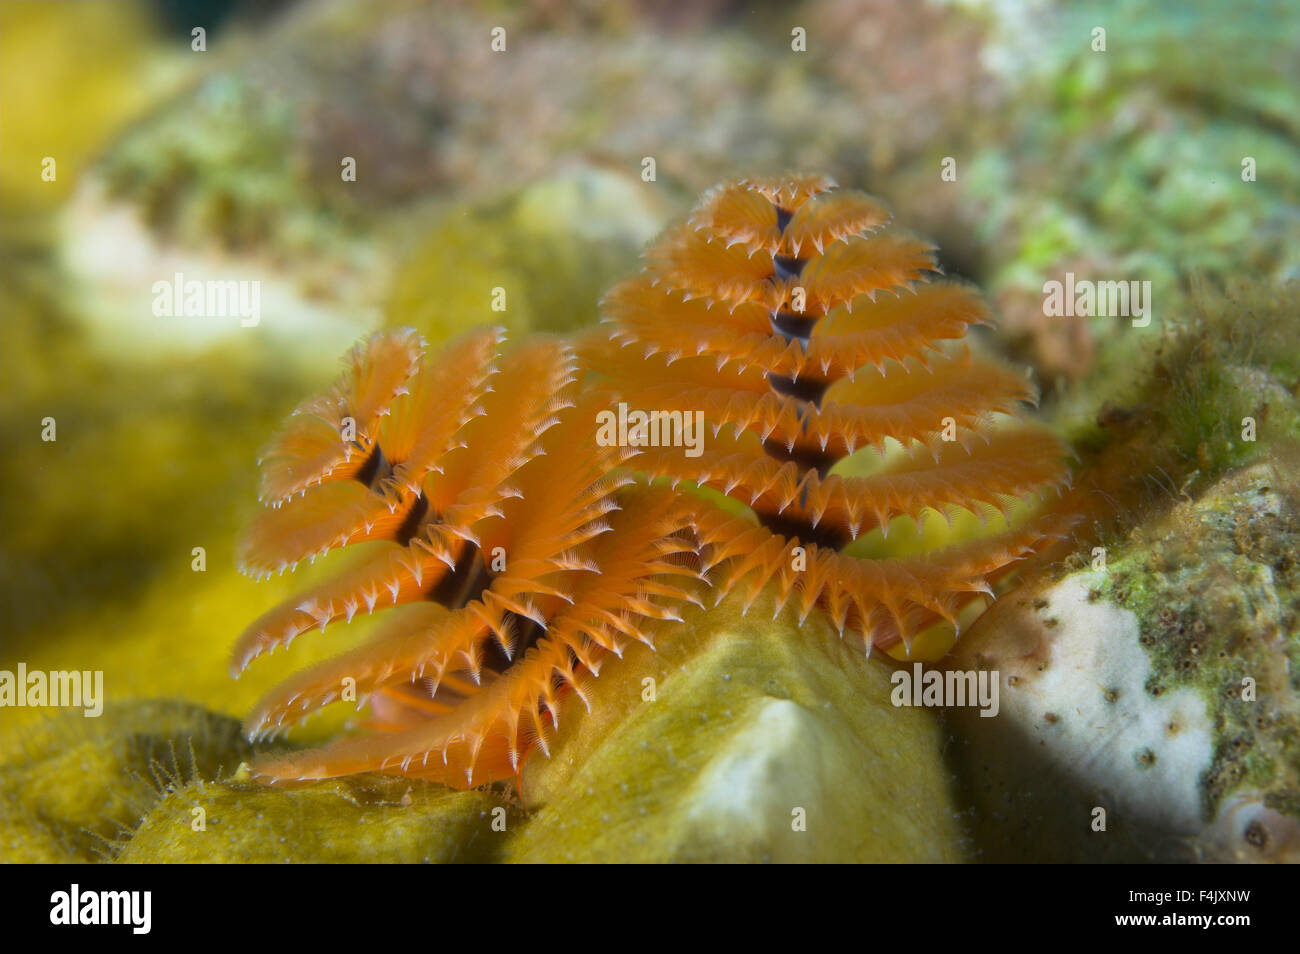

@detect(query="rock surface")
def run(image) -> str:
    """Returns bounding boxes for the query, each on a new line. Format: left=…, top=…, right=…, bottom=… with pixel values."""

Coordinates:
left=7, top=599, right=969, bottom=863
left=1, top=701, right=251, bottom=863
left=511, top=595, right=968, bottom=862
left=946, top=464, right=1300, bottom=862
left=119, top=774, right=513, bottom=864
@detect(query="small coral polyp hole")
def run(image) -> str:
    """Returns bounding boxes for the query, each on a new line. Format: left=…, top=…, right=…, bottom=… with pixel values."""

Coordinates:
left=1244, top=821, right=1268, bottom=849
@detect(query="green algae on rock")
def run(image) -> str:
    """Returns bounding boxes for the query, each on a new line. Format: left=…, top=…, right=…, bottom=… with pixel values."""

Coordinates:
left=0, top=701, right=252, bottom=863
left=1048, top=278, right=1300, bottom=546
left=965, top=0, right=1300, bottom=385
left=2, top=701, right=515, bottom=864
left=510, top=594, right=969, bottom=863
left=119, top=774, right=516, bottom=864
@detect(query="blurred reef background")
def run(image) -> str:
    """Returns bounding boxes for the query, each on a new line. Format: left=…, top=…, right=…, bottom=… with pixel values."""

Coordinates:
left=2, top=0, right=1298, bottom=862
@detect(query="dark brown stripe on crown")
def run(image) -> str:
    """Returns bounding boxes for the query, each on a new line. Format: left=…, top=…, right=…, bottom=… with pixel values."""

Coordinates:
left=773, top=254, right=806, bottom=279
left=479, top=613, right=547, bottom=676
left=755, top=507, right=851, bottom=551
left=354, top=442, right=393, bottom=491
left=394, top=492, right=430, bottom=546
left=767, top=372, right=830, bottom=405
left=770, top=310, right=817, bottom=342
left=427, top=542, right=494, bottom=609
left=760, top=436, right=840, bottom=477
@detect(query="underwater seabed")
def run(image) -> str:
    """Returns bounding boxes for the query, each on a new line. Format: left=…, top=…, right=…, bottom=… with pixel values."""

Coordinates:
left=3, top=0, right=1300, bottom=865
left=6, top=429, right=1299, bottom=862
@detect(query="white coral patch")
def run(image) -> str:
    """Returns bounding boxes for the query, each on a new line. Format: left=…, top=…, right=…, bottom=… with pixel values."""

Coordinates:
left=685, top=699, right=826, bottom=829
left=1011, top=574, right=1214, bottom=832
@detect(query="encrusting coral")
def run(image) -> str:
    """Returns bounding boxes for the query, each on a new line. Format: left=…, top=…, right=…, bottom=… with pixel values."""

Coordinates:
left=233, top=173, right=1072, bottom=789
